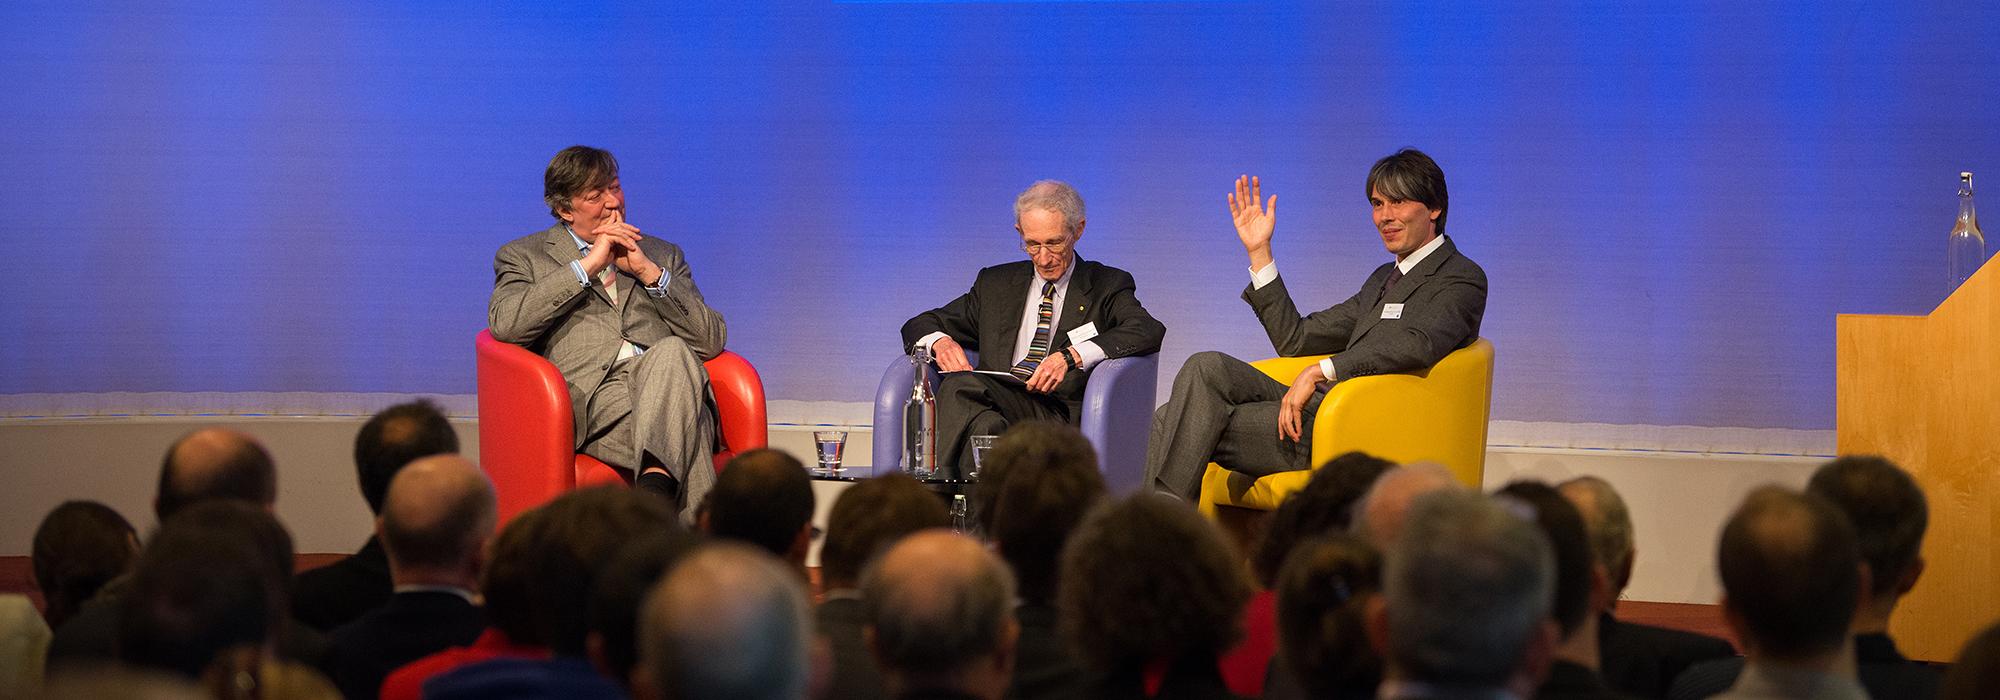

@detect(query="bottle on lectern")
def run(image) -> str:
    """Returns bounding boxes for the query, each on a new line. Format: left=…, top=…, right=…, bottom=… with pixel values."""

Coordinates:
left=903, top=346, right=937, bottom=478
left=1949, top=171, right=1985, bottom=289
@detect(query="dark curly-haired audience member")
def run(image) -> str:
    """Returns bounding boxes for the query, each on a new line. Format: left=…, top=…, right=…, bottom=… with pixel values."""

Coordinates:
left=638, top=543, right=815, bottom=700
left=1059, top=494, right=1251, bottom=699
left=1495, top=481, right=1632, bottom=700
left=1944, top=620, right=2000, bottom=700
left=1670, top=457, right=1939, bottom=700
left=589, top=528, right=699, bottom=692
left=862, top=530, right=1019, bottom=700
left=1373, top=489, right=1556, bottom=699
left=818, top=473, right=951, bottom=700
left=704, top=448, right=816, bottom=569
left=1678, top=487, right=1864, bottom=700
left=32, top=500, right=138, bottom=630
left=1271, top=535, right=1382, bottom=700
left=297, top=399, right=461, bottom=632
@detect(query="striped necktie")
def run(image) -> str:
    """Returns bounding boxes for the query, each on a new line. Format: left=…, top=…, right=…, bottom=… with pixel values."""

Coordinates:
left=1011, top=281, right=1059, bottom=380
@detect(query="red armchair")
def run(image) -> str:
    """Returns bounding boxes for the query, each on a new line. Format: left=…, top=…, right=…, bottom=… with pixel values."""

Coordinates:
left=475, top=330, right=768, bottom=524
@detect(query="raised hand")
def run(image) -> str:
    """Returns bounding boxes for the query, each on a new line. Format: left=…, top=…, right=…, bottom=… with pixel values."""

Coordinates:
left=596, top=210, right=662, bottom=283
left=1228, top=175, right=1277, bottom=270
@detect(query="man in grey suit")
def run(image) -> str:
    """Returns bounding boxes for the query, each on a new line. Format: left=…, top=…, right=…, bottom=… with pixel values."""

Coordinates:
left=1146, top=149, right=1487, bottom=500
left=488, top=146, right=728, bottom=518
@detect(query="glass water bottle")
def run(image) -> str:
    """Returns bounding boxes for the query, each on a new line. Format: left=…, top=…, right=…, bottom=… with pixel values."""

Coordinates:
left=903, top=346, right=937, bottom=478
left=1949, top=171, right=1985, bottom=289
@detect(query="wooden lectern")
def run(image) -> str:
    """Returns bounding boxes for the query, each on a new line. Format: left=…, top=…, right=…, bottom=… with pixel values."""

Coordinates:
left=1837, top=256, right=2000, bottom=662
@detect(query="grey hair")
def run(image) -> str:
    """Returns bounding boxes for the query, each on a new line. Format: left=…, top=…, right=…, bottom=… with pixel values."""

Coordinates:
left=1384, top=490, right=1554, bottom=687
left=1014, top=180, right=1086, bottom=236
left=1557, top=476, right=1635, bottom=595
left=640, top=543, right=812, bottom=700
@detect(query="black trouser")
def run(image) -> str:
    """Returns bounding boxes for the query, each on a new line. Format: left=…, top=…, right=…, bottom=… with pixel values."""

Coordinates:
left=934, top=371, right=1072, bottom=478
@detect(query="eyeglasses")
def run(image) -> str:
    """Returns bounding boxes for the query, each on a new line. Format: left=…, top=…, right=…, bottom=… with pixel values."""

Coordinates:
left=1021, top=239, right=1071, bottom=255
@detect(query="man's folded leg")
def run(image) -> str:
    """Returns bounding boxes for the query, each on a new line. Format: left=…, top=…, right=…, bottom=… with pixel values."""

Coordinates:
left=935, top=372, right=1067, bottom=478
left=1145, top=351, right=1295, bottom=499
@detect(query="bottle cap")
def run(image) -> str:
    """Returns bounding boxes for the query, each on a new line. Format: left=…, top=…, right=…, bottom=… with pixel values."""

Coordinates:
left=1962, top=171, right=1974, bottom=180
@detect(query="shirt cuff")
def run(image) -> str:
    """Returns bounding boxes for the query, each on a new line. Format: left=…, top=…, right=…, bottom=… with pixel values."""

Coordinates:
left=568, top=260, right=591, bottom=288
left=643, top=270, right=671, bottom=298
left=916, top=331, right=949, bottom=353
left=1072, top=341, right=1107, bottom=370
left=1250, top=262, right=1279, bottom=290
left=1318, top=357, right=1337, bottom=383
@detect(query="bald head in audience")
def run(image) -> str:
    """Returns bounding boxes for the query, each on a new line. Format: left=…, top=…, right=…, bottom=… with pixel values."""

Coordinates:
left=1557, top=476, right=1636, bottom=606
left=1718, top=487, right=1862, bottom=667
left=155, top=428, right=276, bottom=521
left=377, top=455, right=495, bottom=589
left=863, top=530, right=1019, bottom=700
left=1353, top=462, right=1461, bottom=549
left=637, top=543, right=815, bottom=700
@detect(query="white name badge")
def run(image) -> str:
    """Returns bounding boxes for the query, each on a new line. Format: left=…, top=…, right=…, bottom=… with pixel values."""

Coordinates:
left=1381, top=303, right=1405, bottom=320
left=1067, top=322, right=1099, bottom=345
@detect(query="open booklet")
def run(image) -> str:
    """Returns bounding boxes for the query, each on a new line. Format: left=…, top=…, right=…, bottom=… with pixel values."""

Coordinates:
left=947, top=369, right=1026, bottom=384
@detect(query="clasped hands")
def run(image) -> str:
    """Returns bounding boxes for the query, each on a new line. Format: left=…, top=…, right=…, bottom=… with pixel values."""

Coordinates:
left=580, top=210, right=664, bottom=286
left=930, top=336, right=1069, bottom=394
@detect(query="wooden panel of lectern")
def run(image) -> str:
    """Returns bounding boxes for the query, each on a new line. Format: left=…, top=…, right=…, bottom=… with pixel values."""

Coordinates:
left=1837, top=254, right=2000, bottom=662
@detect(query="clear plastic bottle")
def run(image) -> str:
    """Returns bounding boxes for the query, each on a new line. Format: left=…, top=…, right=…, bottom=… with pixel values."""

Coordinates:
left=903, top=346, right=937, bottom=478
left=1949, top=171, right=1985, bottom=289
left=950, top=494, right=969, bottom=532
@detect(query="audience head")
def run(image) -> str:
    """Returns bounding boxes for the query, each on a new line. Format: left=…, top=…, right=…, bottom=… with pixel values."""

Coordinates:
left=1944, top=620, right=2000, bottom=700
left=353, top=399, right=459, bottom=514
left=1275, top=535, right=1385, bottom=698
left=589, top=529, right=700, bottom=690
left=707, top=449, right=816, bottom=565
left=1495, top=481, right=1599, bottom=644
left=1353, top=462, right=1461, bottom=550
left=637, top=543, right=813, bottom=700
left=1059, top=494, right=1251, bottom=671
left=119, top=501, right=294, bottom=679
left=971, top=421, right=1106, bottom=605
left=487, top=486, right=678, bottom=656
left=820, top=473, right=949, bottom=592
left=1557, top=476, right=1636, bottom=604
left=1376, top=490, right=1556, bottom=691
left=155, top=427, right=276, bottom=521
left=377, top=455, right=494, bottom=584
left=1255, top=451, right=1396, bottom=587
left=1717, top=486, right=1863, bottom=662
left=32, top=500, right=139, bottom=629
left=1805, top=455, right=1927, bottom=612
left=862, top=530, right=1018, bottom=699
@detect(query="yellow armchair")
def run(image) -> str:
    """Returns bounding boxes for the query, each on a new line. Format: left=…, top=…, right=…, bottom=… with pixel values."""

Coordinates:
left=1197, top=338, right=1494, bottom=518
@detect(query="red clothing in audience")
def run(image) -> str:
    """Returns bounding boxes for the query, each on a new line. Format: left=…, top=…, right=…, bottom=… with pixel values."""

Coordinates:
left=377, top=628, right=547, bottom=700
left=1215, top=589, right=1278, bottom=697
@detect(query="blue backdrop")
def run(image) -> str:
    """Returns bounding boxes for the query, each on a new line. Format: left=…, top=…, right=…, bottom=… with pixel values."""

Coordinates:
left=3, top=1, right=1996, bottom=431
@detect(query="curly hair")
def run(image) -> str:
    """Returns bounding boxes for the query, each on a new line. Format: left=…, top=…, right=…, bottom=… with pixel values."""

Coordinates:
left=1275, top=535, right=1384, bottom=698
left=971, top=421, right=1105, bottom=604
left=1058, top=494, right=1251, bottom=670
left=1252, top=451, right=1394, bottom=587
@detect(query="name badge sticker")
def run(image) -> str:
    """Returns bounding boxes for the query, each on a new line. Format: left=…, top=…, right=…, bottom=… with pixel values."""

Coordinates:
left=1381, top=303, right=1405, bottom=320
left=1067, top=322, right=1099, bottom=345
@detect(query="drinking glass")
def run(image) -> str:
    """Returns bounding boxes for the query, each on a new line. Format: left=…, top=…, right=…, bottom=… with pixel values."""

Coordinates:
left=814, top=430, right=848, bottom=473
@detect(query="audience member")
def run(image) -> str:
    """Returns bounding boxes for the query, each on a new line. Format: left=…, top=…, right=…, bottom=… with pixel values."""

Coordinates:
left=48, top=428, right=289, bottom=666
left=1270, top=535, right=1382, bottom=700
left=1369, top=489, right=1557, bottom=699
left=412, top=486, right=678, bottom=698
left=0, top=595, right=49, bottom=698
left=973, top=422, right=1106, bottom=700
left=1060, top=494, right=1250, bottom=699
left=819, top=473, right=952, bottom=700
left=585, top=529, right=700, bottom=693
left=1352, top=462, right=1460, bottom=550
left=1496, top=481, right=1632, bottom=699
left=1670, top=456, right=1941, bottom=699
left=1677, top=487, right=1865, bottom=700
left=862, top=530, right=1019, bottom=700
left=635, top=543, right=816, bottom=700
left=296, top=399, right=461, bottom=632
left=1558, top=476, right=1736, bottom=699
left=1251, top=451, right=1394, bottom=698
left=41, top=666, right=208, bottom=700
left=1943, top=620, right=2000, bottom=700
left=377, top=506, right=554, bottom=700
left=31, top=500, right=138, bottom=630
left=321, top=455, right=494, bottom=700
left=703, top=448, right=817, bottom=568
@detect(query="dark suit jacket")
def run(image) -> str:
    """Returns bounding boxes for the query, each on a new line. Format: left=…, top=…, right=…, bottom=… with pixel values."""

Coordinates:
left=1540, top=660, right=1639, bottom=700
left=1090, top=654, right=1241, bottom=700
left=323, top=590, right=486, bottom=700
left=1665, top=632, right=1941, bottom=700
left=293, top=537, right=392, bottom=633
left=900, top=258, right=1165, bottom=409
left=819, top=596, right=888, bottom=700
left=1010, top=604, right=1089, bottom=700
left=1598, top=613, right=1736, bottom=699
left=1243, top=235, right=1485, bottom=379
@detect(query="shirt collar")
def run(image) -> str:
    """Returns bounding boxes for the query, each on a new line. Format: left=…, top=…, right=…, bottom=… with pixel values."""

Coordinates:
left=564, top=224, right=589, bottom=253
left=1397, top=234, right=1447, bottom=274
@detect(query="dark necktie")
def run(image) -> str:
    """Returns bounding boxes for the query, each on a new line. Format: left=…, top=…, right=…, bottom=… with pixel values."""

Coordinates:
left=1381, top=266, right=1404, bottom=298
left=1011, top=281, right=1058, bottom=380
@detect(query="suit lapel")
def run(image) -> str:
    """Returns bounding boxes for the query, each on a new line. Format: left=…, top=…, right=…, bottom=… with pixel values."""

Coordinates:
left=988, top=263, right=1033, bottom=365
left=1349, top=237, right=1457, bottom=347
left=1051, top=259, right=1094, bottom=352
